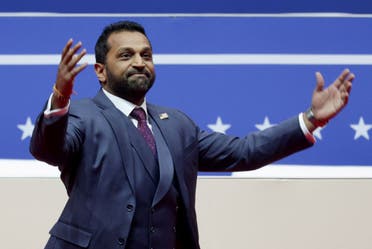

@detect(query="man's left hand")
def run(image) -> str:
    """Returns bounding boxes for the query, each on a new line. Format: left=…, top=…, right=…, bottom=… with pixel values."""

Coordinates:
left=305, top=68, right=355, bottom=131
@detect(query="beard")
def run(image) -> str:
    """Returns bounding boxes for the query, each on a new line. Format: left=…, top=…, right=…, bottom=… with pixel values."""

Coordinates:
left=105, top=67, right=155, bottom=103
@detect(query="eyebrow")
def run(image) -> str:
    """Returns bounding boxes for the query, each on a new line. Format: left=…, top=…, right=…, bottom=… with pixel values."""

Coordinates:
left=116, top=46, right=152, bottom=53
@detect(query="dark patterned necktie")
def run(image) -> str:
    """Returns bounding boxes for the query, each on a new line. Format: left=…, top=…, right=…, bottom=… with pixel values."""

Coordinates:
left=131, top=108, right=157, bottom=155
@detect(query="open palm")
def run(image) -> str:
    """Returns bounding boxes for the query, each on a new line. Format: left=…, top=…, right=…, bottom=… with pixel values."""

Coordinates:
left=311, top=69, right=354, bottom=122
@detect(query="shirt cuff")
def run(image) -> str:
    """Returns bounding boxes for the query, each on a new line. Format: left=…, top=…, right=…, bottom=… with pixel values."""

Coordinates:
left=298, top=112, right=316, bottom=144
left=43, top=93, right=70, bottom=118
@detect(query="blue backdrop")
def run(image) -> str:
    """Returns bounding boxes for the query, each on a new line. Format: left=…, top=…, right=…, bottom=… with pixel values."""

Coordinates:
left=1, top=0, right=372, bottom=13
left=2, top=15, right=371, bottom=171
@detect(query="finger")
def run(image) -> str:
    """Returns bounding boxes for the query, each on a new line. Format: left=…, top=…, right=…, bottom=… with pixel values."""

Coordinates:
left=333, top=68, right=351, bottom=88
left=67, top=49, right=87, bottom=70
left=71, top=62, right=89, bottom=77
left=63, top=42, right=83, bottom=65
left=70, top=41, right=83, bottom=55
left=341, top=91, right=349, bottom=105
left=315, top=72, right=325, bottom=92
left=347, top=73, right=355, bottom=83
left=60, top=39, right=73, bottom=62
left=344, top=81, right=352, bottom=94
left=62, top=41, right=83, bottom=65
left=340, top=73, right=354, bottom=94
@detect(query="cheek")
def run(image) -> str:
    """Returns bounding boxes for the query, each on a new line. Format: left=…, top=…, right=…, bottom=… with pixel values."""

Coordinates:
left=113, top=63, right=131, bottom=76
left=147, top=64, right=155, bottom=75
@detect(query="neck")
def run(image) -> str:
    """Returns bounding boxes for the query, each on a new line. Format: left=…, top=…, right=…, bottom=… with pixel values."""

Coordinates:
left=123, top=95, right=144, bottom=106
left=103, top=86, right=145, bottom=106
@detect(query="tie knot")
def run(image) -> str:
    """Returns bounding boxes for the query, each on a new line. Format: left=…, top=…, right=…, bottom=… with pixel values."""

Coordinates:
left=131, top=108, right=147, bottom=122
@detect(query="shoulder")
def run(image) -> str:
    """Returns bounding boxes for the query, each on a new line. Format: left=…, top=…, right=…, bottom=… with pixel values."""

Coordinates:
left=148, top=103, right=200, bottom=147
left=69, top=98, right=100, bottom=115
left=148, top=103, right=197, bottom=126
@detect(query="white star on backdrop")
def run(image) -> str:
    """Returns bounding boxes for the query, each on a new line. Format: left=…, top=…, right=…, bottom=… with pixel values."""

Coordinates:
left=17, top=117, right=34, bottom=140
left=350, top=117, right=372, bottom=140
left=207, top=116, right=231, bottom=134
left=255, top=116, right=275, bottom=131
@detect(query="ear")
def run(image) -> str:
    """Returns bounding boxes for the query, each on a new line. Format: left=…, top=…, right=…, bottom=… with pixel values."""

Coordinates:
left=94, top=63, right=106, bottom=84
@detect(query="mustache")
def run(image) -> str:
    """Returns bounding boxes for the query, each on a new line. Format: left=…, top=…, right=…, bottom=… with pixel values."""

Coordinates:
left=126, top=68, right=152, bottom=78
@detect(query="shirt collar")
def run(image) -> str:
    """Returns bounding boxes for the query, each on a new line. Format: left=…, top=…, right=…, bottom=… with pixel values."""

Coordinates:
left=102, top=88, right=148, bottom=118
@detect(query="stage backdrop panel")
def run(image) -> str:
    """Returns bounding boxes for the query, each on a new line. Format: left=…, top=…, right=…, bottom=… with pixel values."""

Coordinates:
left=1, top=15, right=371, bottom=177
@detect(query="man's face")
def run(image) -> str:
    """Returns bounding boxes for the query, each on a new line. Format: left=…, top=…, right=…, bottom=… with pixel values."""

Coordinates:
left=98, top=31, right=156, bottom=104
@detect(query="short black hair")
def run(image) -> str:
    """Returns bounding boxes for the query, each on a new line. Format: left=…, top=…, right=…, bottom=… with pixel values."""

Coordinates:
left=95, top=20, right=148, bottom=64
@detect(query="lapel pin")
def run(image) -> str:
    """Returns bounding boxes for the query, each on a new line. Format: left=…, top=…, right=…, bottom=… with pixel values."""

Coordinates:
left=159, top=113, right=169, bottom=120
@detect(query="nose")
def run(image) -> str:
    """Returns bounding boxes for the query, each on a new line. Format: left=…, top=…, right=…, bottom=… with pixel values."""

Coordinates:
left=132, top=54, right=145, bottom=67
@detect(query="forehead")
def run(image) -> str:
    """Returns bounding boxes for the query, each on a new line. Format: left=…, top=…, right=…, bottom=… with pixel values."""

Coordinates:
left=107, top=31, right=151, bottom=51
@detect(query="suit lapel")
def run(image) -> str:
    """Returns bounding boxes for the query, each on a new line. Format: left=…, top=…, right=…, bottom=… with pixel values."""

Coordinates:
left=92, top=90, right=139, bottom=193
left=148, top=106, right=175, bottom=206
left=126, top=123, right=159, bottom=184
left=148, top=104, right=191, bottom=208
left=93, top=90, right=158, bottom=186
left=92, top=91, right=180, bottom=205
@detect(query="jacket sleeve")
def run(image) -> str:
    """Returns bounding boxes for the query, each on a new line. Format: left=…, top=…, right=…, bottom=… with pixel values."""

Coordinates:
left=197, top=116, right=313, bottom=172
left=29, top=107, right=84, bottom=167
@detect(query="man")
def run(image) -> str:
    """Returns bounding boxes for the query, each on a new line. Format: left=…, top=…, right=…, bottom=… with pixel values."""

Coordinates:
left=30, top=21, right=354, bottom=249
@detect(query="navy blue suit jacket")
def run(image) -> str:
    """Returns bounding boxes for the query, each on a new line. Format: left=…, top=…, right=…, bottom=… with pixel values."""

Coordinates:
left=30, top=89, right=312, bottom=249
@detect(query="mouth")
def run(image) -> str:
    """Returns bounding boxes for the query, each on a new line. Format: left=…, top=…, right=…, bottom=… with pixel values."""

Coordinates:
left=130, top=73, right=147, bottom=76
left=128, top=71, right=150, bottom=78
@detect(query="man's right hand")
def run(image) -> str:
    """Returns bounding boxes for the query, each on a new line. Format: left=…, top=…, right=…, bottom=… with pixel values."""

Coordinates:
left=52, top=39, right=88, bottom=109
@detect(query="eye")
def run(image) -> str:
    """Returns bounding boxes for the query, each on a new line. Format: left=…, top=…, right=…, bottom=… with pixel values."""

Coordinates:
left=119, top=52, right=132, bottom=60
left=142, top=52, right=153, bottom=60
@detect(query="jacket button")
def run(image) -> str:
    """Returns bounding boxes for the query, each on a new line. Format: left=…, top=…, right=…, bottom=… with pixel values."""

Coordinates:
left=173, top=226, right=176, bottom=232
left=118, top=237, right=125, bottom=245
left=150, top=226, right=156, bottom=233
left=126, top=204, right=134, bottom=212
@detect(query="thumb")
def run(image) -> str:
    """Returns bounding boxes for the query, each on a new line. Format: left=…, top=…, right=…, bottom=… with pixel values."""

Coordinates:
left=315, top=72, right=325, bottom=92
